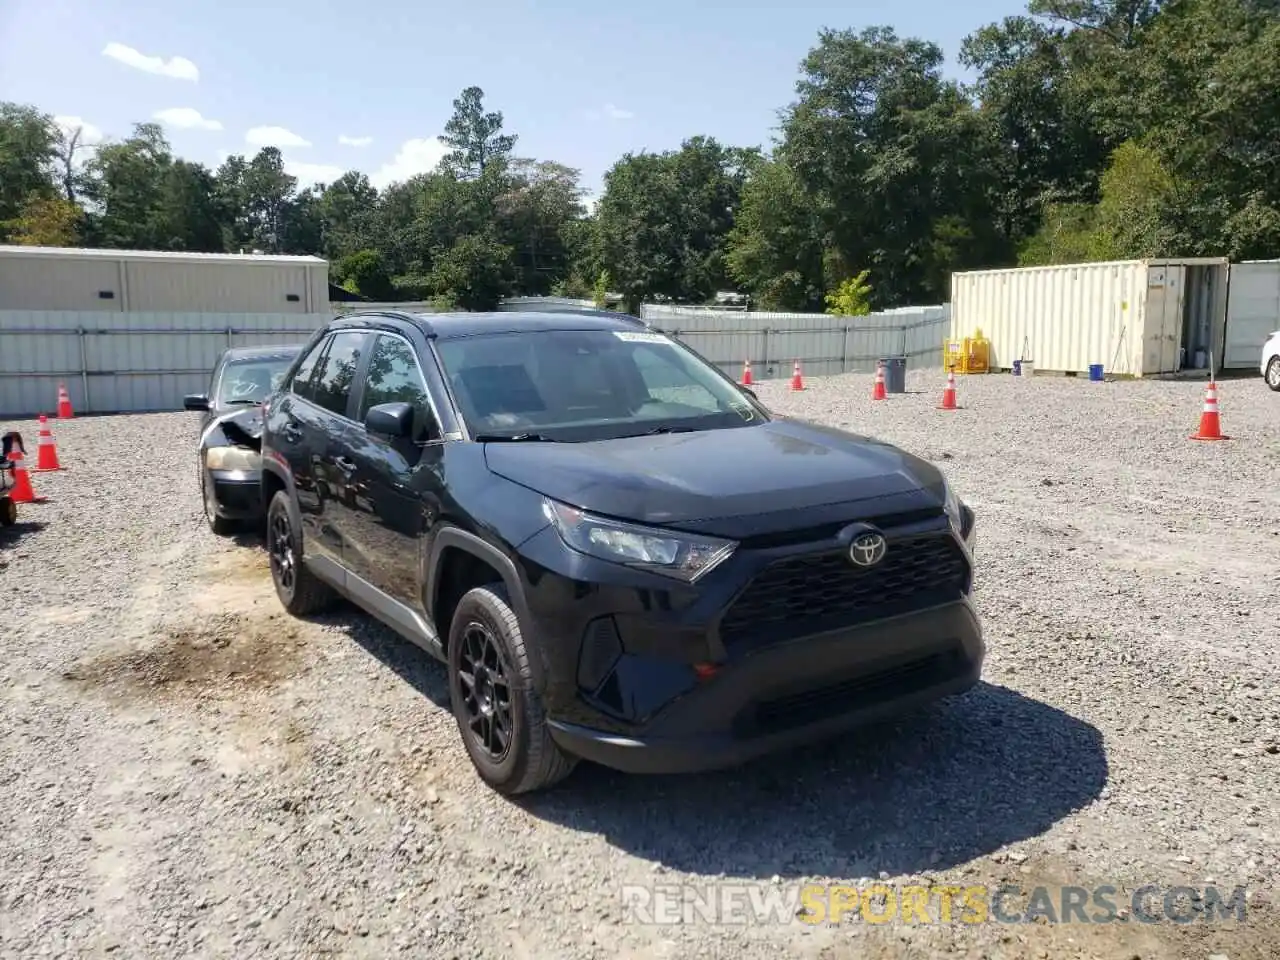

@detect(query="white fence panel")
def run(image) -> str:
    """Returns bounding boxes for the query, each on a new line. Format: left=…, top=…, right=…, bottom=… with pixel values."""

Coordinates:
left=0, top=310, right=328, bottom=417
left=640, top=303, right=951, bottom=380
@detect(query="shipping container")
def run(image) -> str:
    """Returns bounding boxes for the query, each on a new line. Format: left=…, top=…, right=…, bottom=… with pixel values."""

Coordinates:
left=1223, top=260, right=1280, bottom=370
left=949, top=258, right=1230, bottom=377
left=0, top=245, right=329, bottom=314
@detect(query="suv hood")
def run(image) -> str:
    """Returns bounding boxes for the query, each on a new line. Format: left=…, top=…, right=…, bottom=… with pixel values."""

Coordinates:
left=482, top=418, right=944, bottom=528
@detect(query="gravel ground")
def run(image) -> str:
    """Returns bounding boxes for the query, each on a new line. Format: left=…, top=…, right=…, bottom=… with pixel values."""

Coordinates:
left=2, top=369, right=1279, bottom=960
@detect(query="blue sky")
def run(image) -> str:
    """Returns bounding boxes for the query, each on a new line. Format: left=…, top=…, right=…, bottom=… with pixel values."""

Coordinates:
left=0, top=0, right=1024, bottom=203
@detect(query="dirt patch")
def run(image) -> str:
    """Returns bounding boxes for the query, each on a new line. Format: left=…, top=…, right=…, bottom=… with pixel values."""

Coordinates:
left=65, top=610, right=308, bottom=701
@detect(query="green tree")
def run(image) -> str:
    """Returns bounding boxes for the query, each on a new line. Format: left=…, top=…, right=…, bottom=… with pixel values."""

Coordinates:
left=427, top=233, right=515, bottom=310
left=0, top=103, right=60, bottom=238
left=336, top=248, right=395, bottom=300
left=825, top=270, right=873, bottom=316
left=441, top=86, right=517, bottom=180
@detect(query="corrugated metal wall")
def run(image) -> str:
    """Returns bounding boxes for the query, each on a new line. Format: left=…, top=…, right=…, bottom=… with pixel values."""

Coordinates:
left=1224, top=261, right=1280, bottom=368
left=0, top=311, right=328, bottom=417
left=0, top=250, right=328, bottom=314
left=639, top=304, right=951, bottom=379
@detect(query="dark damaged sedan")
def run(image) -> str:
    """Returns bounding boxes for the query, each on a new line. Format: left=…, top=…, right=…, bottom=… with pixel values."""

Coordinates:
left=185, top=344, right=301, bottom=534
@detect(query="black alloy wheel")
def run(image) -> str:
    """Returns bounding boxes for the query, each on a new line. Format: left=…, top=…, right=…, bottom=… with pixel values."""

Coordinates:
left=456, top=620, right=514, bottom=762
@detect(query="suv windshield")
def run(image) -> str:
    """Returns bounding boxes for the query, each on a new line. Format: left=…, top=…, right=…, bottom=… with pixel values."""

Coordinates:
left=434, top=328, right=765, bottom=441
left=218, top=355, right=295, bottom=406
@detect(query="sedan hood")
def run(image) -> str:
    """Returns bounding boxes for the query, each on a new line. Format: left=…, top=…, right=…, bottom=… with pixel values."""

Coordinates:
left=203, top=405, right=265, bottom=449
left=482, top=418, right=944, bottom=528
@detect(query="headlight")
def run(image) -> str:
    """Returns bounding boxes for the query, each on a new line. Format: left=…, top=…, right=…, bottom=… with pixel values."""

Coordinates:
left=942, top=479, right=974, bottom=549
left=542, top=498, right=736, bottom=583
left=205, top=446, right=261, bottom=471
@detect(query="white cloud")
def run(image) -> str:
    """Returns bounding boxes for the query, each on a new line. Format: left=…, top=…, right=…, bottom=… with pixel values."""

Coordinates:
left=245, top=125, right=311, bottom=148
left=53, top=115, right=103, bottom=145
left=338, top=134, right=372, bottom=147
left=586, top=103, right=634, bottom=122
left=368, top=137, right=450, bottom=190
left=285, top=159, right=348, bottom=187
left=153, top=107, right=222, bottom=131
left=102, top=42, right=198, bottom=81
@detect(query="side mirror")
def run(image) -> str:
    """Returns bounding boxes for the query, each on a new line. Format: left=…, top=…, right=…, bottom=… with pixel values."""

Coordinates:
left=365, top=401, right=414, bottom=439
left=184, top=393, right=210, bottom=411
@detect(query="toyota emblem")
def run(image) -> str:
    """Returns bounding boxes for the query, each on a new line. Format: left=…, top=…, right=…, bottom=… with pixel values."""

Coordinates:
left=849, top=532, right=887, bottom=567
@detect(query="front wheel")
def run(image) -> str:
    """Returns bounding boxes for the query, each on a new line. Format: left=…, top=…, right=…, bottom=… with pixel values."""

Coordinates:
left=266, top=489, right=336, bottom=616
left=1266, top=356, right=1280, bottom=392
left=447, top=584, right=577, bottom=795
left=0, top=496, right=16, bottom=527
left=201, top=470, right=238, bottom=536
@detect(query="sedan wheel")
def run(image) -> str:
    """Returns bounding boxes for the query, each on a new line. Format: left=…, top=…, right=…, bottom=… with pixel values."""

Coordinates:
left=201, top=469, right=236, bottom=535
left=1266, top=356, right=1280, bottom=392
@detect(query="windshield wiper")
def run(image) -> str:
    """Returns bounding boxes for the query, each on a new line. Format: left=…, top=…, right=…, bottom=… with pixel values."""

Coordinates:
left=636, top=425, right=699, bottom=435
left=473, top=432, right=559, bottom=442
left=223, top=399, right=263, bottom=406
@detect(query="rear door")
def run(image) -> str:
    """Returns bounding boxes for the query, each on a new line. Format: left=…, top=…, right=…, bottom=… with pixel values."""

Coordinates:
left=300, top=330, right=371, bottom=567
left=269, top=334, right=332, bottom=553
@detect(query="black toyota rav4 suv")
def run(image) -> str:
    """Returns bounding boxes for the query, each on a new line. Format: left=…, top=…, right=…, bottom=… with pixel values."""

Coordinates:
left=260, top=310, right=982, bottom=795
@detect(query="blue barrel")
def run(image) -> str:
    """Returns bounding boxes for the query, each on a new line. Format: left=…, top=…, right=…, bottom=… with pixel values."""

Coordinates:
left=1012, top=360, right=1022, bottom=376
left=1088, top=363, right=1104, bottom=381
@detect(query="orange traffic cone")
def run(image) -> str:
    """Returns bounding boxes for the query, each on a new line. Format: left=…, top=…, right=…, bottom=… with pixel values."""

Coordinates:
left=939, top=369, right=958, bottom=410
left=34, top=415, right=64, bottom=471
left=1189, top=381, right=1229, bottom=441
left=872, top=362, right=887, bottom=401
left=741, top=360, right=753, bottom=386
left=9, top=449, right=44, bottom=503
left=57, top=383, right=74, bottom=419
left=790, top=360, right=805, bottom=391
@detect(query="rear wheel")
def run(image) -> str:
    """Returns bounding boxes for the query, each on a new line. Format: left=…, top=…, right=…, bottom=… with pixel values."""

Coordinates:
left=0, top=496, right=16, bottom=527
left=447, top=583, right=577, bottom=795
left=266, top=489, right=336, bottom=616
left=1266, top=356, right=1280, bottom=392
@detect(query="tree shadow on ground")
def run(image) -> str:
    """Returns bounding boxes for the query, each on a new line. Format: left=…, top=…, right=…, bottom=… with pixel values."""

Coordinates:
left=518, top=683, right=1107, bottom=880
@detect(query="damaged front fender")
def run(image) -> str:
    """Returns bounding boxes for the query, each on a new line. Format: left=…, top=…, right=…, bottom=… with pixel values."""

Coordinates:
left=203, top=407, right=265, bottom=452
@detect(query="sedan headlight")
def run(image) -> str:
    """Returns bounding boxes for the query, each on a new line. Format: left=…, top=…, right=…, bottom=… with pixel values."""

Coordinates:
left=205, top=445, right=262, bottom=472
left=542, top=498, right=736, bottom=583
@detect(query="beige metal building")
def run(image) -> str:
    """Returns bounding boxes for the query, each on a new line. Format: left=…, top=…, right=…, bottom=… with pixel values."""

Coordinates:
left=0, top=245, right=329, bottom=314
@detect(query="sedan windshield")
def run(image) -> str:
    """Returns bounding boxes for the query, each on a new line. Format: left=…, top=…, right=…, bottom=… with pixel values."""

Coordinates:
left=434, top=328, right=766, bottom=441
left=217, top=356, right=295, bottom=405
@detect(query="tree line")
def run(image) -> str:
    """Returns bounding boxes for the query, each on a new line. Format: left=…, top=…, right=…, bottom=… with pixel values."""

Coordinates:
left=2, top=0, right=1276, bottom=313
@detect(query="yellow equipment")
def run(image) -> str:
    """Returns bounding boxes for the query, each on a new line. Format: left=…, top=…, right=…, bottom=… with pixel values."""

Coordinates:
left=943, top=328, right=990, bottom=374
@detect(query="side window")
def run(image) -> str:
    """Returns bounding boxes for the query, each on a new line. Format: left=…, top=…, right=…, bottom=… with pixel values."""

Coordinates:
left=310, top=331, right=368, bottom=417
left=290, top=336, right=329, bottom=401
left=359, top=334, right=438, bottom=441
left=632, top=346, right=721, bottom=412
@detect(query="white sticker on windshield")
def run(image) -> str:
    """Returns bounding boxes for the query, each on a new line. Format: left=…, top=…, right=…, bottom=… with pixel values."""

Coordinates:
left=613, top=330, right=671, bottom=344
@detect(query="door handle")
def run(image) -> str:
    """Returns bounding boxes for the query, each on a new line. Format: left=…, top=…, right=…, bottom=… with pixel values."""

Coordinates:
left=333, top=456, right=357, bottom=474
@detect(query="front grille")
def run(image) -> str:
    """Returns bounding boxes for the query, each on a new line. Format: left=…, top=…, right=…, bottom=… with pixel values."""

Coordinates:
left=734, top=648, right=966, bottom=737
left=718, top=534, right=969, bottom=644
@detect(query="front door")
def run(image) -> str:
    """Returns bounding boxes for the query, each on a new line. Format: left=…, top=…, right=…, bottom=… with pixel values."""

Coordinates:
left=341, top=331, right=446, bottom=612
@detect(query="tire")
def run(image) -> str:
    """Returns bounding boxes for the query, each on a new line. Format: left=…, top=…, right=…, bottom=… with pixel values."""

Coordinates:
left=1266, top=356, right=1280, bottom=392
left=447, top=583, right=577, bottom=795
left=266, top=489, right=336, bottom=616
left=0, top=496, right=16, bottom=527
left=201, top=470, right=238, bottom=536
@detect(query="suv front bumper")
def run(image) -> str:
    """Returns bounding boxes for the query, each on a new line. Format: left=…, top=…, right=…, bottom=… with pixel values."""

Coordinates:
left=545, top=598, right=983, bottom=775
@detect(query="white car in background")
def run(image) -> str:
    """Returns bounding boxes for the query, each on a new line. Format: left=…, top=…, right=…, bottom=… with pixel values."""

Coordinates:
left=1265, top=330, right=1280, bottom=391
